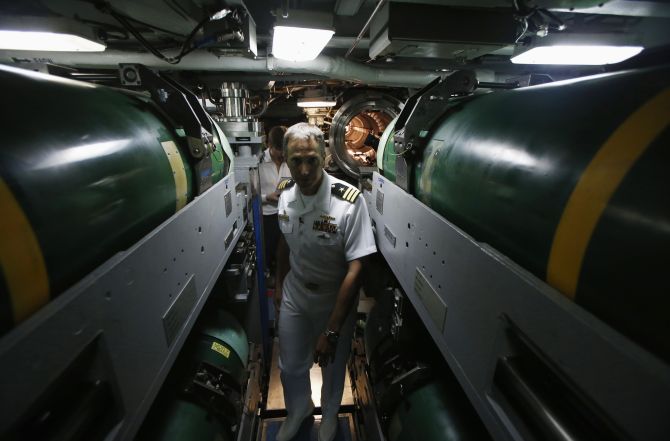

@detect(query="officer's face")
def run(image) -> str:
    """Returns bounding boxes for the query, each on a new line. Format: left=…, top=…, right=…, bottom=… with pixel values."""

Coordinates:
left=269, top=144, right=283, bottom=163
left=286, top=137, right=323, bottom=195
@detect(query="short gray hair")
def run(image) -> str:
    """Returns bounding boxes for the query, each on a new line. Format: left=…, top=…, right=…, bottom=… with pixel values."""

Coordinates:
left=283, top=122, right=326, bottom=159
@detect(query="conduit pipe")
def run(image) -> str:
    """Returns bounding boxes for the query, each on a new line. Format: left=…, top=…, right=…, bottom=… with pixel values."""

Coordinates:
left=267, top=54, right=437, bottom=87
left=0, top=50, right=438, bottom=88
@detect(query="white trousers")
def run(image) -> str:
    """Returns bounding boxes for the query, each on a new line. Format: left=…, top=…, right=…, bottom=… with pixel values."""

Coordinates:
left=278, top=282, right=356, bottom=419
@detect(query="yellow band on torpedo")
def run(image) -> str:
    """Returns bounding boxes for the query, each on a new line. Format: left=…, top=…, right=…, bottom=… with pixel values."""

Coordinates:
left=161, top=141, right=188, bottom=211
left=0, top=178, right=49, bottom=323
left=547, top=88, right=670, bottom=298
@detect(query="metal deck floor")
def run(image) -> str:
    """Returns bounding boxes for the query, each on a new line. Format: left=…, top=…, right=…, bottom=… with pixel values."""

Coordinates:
left=266, top=337, right=354, bottom=411
left=260, top=414, right=356, bottom=441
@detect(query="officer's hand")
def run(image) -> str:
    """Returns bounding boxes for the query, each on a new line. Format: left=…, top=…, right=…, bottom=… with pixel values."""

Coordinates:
left=266, top=191, right=280, bottom=204
left=314, top=335, right=336, bottom=367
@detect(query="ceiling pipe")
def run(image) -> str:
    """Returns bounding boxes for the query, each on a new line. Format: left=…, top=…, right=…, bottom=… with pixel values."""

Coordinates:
left=268, top=55, right=437, bottom=87
left=0, top=50, right=438, bottom=88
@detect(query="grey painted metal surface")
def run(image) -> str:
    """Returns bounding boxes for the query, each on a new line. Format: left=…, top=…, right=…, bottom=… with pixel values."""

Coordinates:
left=364, top=172, right=670, bottom=441
left=234, top=156, right=261, bottom=186
left=0, top=173, right=248, bottom=440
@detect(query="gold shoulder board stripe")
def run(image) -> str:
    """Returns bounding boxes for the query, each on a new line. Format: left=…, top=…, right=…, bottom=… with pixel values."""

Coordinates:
left=277, top=178, right=294, bottom=191
left=331, top=183, right=359, bottom=203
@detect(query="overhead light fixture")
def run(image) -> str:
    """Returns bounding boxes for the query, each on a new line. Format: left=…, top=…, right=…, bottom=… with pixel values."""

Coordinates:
left=297, top=97, right=337, bottom=108
left=0, top=30, right=105, bottom=52
left=297, top=87, right=336, bottom=108
left=272, top=9, right=334, bottom=61
left=511, top=45, right=643, bottom=65
left=0, top=17, right=105, bottom=52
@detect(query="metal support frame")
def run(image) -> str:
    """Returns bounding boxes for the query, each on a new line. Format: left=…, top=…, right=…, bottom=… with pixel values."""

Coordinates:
left=251, top=194, right=271, bottom=362
left=392, top=70, right=476, bottom=191
left=232, top=155, right=271, bottom=362
left=237, top=343, right=263, bottom=441
left=0, top=173, right=248, bottom=440
left=349, top=337, right=385, bottom=441
left=119, top=64, right=218, bottom=194
left=364, top=172, right=670, bottom=441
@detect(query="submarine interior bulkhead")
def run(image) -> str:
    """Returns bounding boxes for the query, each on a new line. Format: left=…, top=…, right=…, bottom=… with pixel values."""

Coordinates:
left=0, top=1, right=669, bottom=441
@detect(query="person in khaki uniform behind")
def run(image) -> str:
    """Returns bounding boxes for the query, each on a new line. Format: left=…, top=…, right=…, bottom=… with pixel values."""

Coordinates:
left=274, top=123, right=376, bottom=441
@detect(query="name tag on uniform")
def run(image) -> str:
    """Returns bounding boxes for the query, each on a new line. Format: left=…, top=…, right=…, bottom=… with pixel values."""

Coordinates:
left=279, top=212, right=293, bottom=233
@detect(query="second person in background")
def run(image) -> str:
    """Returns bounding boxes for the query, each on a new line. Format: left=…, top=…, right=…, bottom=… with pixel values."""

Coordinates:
left=260, top=126, right=291, bottom=277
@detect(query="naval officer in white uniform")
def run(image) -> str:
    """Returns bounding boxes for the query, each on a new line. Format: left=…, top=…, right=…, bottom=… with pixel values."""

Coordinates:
left=274, top=123, right=376, bottom=441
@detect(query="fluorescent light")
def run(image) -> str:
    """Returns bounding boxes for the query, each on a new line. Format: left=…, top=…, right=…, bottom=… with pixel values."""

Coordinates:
left=511, top=45, right=643, bottom=65
left=0, top=30, right=105, bottom=52
left=297, top=99, right=337, bottom=108
left=272, top=26, right=334, bottom=61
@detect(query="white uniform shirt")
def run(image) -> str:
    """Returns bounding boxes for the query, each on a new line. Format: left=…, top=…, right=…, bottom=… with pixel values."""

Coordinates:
left=259, top=161, right=291, bottom=215
left=278, top=172, right=377, bottom=295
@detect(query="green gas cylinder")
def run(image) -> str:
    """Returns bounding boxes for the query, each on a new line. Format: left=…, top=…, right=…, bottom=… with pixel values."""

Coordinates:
left=138, top=310, right=247, bottom=441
